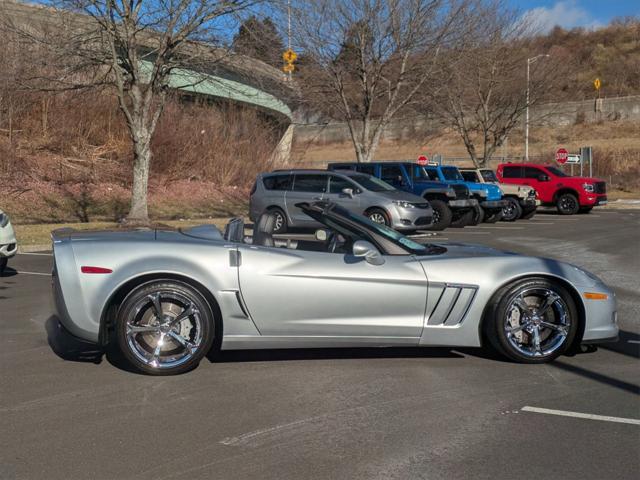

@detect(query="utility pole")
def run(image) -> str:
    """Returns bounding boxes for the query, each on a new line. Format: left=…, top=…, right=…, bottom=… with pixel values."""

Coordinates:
left=525, top=54, right=550, bottom=162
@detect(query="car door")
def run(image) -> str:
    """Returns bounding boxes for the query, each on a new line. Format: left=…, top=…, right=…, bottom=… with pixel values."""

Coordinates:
left=285, top=173, right=328, bottom=226
left=324, top=174, right=361, bottom=214
left=523, top=166, right=553, bottom=202
left=237, top=245, right=428, bottom=339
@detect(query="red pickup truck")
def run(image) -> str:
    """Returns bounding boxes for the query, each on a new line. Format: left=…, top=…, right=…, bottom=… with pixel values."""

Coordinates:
left=496, top=163, right=607, bottom=215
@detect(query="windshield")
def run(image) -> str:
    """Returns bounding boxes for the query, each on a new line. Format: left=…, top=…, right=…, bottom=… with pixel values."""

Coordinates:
left=415, top=167, right=439, bottom=181
left=330, top=204, right=429, bottom=254
left=349, top=174, right=396, bottom=192
left=441, top=166, right=464, bottom=181
left=480, top=169, right=499, bottom=182
left=546, top=166, right=569, bottom=177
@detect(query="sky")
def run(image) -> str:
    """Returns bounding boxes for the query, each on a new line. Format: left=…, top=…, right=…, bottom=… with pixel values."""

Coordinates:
left=511, top=0, right=639, bottom=32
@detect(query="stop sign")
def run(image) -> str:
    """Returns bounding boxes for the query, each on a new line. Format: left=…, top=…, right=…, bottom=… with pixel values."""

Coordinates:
left=556, top=148, right=569, bottom=164
left=417, top=155, right=429, bottom=166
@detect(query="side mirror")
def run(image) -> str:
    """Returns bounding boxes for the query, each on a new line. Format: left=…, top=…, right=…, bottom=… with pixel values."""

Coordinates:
left=352, top=240, right=385, bottom=266
left=341, top=187, right=354, bottom=198
left=538, top=174, right=550, bottom=182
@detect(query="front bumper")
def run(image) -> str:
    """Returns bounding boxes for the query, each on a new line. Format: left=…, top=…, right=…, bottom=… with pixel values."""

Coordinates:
left=479, top=199, right=508, bottom=211
left=0, top=242, right=17, bottom=258
left=584, top=195, right=608, bottom=206
left=0, top=221, right=18, bottom=258
left=578, top=284, right=619, bottom=343
left=518, top=197, right=538, bottom=208
left=448, top=199, right=478, bottom=210
left=391, top=205, right=433, bottom=230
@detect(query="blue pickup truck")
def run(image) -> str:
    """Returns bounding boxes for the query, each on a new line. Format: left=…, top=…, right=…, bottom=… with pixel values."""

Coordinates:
left=328, top=162, right=478, bottom=230
left=422, top=164, right=507, bottom=223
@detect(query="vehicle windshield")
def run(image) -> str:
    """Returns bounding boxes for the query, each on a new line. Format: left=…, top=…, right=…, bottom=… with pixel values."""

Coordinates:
left=546, top=166, right=570, bottom=177
left=415, top=167, right=439, bottom=181
left=441, top=166, right=464, bottom=181
left=480, top=169, right=499, bottom=182
left=349, top=174, right=396, bottom=192
left=328, top=204, right=429, bottom=254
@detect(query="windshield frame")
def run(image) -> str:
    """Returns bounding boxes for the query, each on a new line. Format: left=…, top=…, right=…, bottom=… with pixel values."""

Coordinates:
left=545, top=166, right=570, bottom=177
left=441, top=166, right=464, bottom=181
left=479, top=169, right=499, bottom=182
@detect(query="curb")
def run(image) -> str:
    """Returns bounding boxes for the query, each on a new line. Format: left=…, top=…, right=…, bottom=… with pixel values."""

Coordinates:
left=18, top=244, right=52, bottom=253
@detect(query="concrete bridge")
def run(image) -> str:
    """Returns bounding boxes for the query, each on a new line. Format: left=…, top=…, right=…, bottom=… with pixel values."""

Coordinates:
left=1, top=0, right=298, bottom=162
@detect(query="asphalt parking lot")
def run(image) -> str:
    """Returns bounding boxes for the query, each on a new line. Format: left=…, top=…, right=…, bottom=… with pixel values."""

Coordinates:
left=1, top=209, right=639, bottom=480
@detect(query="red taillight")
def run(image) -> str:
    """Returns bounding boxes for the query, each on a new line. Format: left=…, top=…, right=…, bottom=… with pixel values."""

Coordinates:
left=81, top=266, right=112, bottom=274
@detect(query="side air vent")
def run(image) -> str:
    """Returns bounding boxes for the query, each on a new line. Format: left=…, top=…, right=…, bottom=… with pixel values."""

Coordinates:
left=427, top=284, right=477, bottom=326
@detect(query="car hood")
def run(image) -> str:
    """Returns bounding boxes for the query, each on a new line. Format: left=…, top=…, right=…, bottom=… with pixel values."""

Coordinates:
left=375, top=190, right=428, bottom=203
left=417, top=242, right=516, bottom=259
left=564, top=176, right=605, bottom=184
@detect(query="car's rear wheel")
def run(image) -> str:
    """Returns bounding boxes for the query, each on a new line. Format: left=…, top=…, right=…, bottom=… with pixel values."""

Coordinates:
left=484, top=278, right=578, bottom=363
left=424, top=200, right=452, bottom=231
left=267, top=207, right=288, bottom=234
left=501, top=197, right=522, bottom=222
left=557, top=193, right=579, bottom=215
left=116, top=280, right=216, bottom=375
left=366, top=208, right=391, bottom=227
left=0, top=257, right=7, bottom=274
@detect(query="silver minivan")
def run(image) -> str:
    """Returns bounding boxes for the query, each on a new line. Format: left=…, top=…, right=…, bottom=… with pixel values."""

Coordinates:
left=249, top=169, right=433, bottom=233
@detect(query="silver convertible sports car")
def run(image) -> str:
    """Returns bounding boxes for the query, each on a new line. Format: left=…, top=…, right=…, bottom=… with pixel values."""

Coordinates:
left=52, top=201, right=618, bottom=375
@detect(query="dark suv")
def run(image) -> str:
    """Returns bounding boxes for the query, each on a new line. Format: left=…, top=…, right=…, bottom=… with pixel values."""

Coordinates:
left=328, top=162, right=478, bottom=230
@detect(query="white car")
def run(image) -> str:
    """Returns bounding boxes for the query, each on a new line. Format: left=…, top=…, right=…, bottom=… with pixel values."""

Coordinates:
left=0, top=209, right=17, bottom=273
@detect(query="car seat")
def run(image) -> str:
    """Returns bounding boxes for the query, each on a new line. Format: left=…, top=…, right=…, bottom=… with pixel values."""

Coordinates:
left=252, top=212, right=276, bottom=247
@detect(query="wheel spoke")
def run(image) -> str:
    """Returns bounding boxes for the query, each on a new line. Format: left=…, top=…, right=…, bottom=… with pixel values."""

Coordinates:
left=537, top=293, right=560, bottom=316
left=149, top=332, right=165, bottom=367
left=513, top=295, right=530, bottom=313
left=167, top=303, right=196, bottom=327
left=531, top=326, right=542, bottom=354
left=506, top=321, right=529, bottom=335
left=540, top=321, right=568, bottom=335
left=167, top=331, right=197, bottom=354
left=127, top=324, right=159, bottom=335
left=149, top=293, right=164, bottom=319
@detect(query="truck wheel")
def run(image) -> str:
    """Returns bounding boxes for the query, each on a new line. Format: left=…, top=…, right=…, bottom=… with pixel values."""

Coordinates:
left=484, top=210, right=503, bottom=223
left=501, top=198, right=522, bottom=222
left=467, top=206, right=484, bottom=226
left=520, top=208, right=536, bottom=220
left=450, top=209, right=474, bottom=228
left=425, top=200, right=452, bottom=231
left=557, top=193, right=579, bottom=215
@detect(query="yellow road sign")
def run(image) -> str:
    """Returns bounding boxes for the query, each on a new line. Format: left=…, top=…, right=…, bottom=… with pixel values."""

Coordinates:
left=594, top=78, right=601, bottom=90
left=283, top=49, right=297, bottom=63
left=283, top=63, right=295, bottom=73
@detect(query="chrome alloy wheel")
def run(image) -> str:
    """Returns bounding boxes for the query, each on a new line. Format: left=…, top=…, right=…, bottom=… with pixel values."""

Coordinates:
left=125, top=291, right=203, bottom=369
left=503, top=287, right=571, bottom=358
left=368, top=212, right=387, bottom=225
left=272, top=211, right=284, bottom=232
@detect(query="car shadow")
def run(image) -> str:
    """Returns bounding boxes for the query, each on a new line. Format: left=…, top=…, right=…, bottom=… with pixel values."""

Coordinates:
left=600, top=330, right=640, bottom=359
left=211, top=346, right=464, bottom=363
left=0, top=266, right=18, bottom=277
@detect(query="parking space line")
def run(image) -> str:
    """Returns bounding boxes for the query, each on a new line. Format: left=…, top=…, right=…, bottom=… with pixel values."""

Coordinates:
left=15, top=271, right=51, bottom=277
left=521, top=406, right=640, bottom=426
left=526, top=222, right=554, bottom=225
left=443, top=231, right=490, bottom=235
left=471, top=226, right=525, bottom=230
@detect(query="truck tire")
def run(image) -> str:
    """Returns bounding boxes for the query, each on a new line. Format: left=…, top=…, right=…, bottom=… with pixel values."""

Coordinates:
left=520, top=208, right=536, bottom=220
left=484, top=210, right=503, bottom=223
left=557, top=193, right=579, bottom=215
left=501, top=197, right=522, bottom=222
left=450, top=209, right=474, bottom=228
left=467, top=206, right=484, bottom=226
left=425, top=200, right=452, bottom=231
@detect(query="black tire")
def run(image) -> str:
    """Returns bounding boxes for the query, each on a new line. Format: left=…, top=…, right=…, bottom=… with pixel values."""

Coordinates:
left=267, top=207, right=288, bottom=234
left=483, top=277, right=578, bottom=364
left=116, top=280, right=216, bottom=375
left=450, top=208, right=474, bottom=228
left=365, top=207, right=391, bottom=227
left=579, top=207, right=593, bottom=214
left=425, top=200, right=452, bottom=231
left=0, top=257, right=7, bottom=275
left=520, top=208, right=537, bottom=220
left=501, top=197, right=523, bottom=222
left=556, top=193, right=580, bottom=215
left=484, top=210, right=503, bottom=223
left=467, top=206, right=484, bottom=226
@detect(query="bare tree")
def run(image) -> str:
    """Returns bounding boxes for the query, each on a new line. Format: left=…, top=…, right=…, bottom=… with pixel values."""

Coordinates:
left=1, top=0, right=259, bottom=221
left=290, top=0, right=475, bottom=163
left=429, top=2, right=570, bottom=167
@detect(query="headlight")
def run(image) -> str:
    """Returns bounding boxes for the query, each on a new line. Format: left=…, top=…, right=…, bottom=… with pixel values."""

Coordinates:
left=583, top=183, right=594, bottom=192
left=0, top=213, right=8, bottom=228
left=393, top=201, right=416, bottom=209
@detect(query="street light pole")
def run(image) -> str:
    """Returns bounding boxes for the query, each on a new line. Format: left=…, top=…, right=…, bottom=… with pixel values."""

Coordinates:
left=525, top=54, right=550, bottom=162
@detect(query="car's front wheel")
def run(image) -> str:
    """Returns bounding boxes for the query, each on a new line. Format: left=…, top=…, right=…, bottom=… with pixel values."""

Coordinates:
left=484, top=278, right=578, bottom=363
left=366, top=208, right=391, bottom=227
left=501, top=197, right=522, bottom=222
left=116, top=280, right=216, bottom=375
left=557, top=193, right=579, bottom=215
